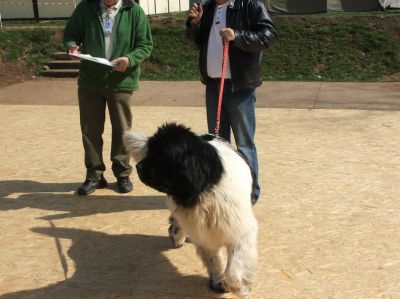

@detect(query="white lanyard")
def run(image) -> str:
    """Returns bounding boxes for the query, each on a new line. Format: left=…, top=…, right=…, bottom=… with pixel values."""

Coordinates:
left=102, top=5, right=117, bottom=34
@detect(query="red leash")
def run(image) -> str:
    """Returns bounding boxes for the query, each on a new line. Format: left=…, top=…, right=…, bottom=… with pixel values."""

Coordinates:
left=214, top=41, right=229, bottom=136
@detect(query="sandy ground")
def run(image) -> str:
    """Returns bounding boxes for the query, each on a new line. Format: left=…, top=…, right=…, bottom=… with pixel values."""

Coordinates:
left=0, top=80, right=400, bottom=298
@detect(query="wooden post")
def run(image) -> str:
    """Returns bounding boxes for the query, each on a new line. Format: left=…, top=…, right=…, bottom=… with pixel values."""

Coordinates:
left=32, top=0, right=39, bottom=22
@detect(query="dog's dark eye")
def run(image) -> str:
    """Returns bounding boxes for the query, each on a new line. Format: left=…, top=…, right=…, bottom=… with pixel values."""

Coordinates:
left=161, top=182, right=172, bottom=192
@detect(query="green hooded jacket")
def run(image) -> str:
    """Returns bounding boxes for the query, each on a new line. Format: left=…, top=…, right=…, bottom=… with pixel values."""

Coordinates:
left=63, top=0, right=153, bottom=92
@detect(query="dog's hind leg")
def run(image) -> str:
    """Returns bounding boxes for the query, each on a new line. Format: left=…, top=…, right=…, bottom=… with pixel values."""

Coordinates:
left=196, top=246, right=228, bottom=293
left=168, top=215, right=187, bottom=248
left=224, top=231, right=258, bottom=297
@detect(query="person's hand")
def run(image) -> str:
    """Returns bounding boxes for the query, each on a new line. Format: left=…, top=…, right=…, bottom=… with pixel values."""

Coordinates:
left=220, top=28, right=235, bottom=42
left=188, top=3, right=203, bottom=26
left=111, top=56, right=129, bottom=72
left=68, top=45, right=80, bottom=60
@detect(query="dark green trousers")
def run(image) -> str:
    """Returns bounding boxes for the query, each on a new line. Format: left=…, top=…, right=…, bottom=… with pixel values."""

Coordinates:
left=78, top=87, right=133, bottom=181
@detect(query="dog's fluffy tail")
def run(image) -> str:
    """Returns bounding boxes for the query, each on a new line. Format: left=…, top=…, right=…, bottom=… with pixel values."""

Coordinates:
left=123, top=131, right=148, bottom=162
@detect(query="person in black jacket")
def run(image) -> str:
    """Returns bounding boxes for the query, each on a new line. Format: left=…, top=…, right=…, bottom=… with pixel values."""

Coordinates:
left=187, top=0, right=277, bottom=205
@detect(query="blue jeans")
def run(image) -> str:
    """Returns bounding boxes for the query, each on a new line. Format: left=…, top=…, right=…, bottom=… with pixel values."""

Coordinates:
left=206, top=79, right=260, bottom=204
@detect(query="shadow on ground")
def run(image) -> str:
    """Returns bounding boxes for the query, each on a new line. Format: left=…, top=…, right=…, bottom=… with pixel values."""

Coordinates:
left=0, top=180, right=167, bottom=220
left=0, top=227, right=218, bottom=299
left=0, top=180, right=222, bottom=298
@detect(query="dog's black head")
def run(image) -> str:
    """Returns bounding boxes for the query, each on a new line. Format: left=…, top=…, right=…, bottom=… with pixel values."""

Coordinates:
left=136, top=123, right=224, bottom=208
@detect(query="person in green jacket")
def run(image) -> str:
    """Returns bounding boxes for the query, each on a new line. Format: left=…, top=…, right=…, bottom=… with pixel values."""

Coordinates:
left=64, top=0, right=153, bottom=196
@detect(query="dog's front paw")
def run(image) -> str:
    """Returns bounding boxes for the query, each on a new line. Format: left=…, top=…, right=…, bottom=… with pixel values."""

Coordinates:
left=225, top=278, right=251, bottom=297
left=168, top=217, right=187, bottom=248
left=208, top=279, right=229, bottom=293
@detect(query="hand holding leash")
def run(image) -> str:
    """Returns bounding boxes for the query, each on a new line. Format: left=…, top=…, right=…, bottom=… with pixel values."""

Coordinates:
left=220, top=28, right=235, bottom=42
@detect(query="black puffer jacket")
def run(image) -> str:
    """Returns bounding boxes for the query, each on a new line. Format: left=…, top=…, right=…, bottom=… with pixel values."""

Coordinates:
left=186, top=0, right=278, bottom=91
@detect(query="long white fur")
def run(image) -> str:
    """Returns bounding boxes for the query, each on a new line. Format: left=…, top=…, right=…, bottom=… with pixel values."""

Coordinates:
left=166, top=138, right=258, bottom=296
left=123, top=131, right=148, bottom=163
left=124, top=132, right=258, bottom=297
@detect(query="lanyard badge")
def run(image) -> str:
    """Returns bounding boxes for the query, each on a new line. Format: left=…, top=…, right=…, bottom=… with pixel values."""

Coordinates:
left=103, top=17, right=113, bottom=34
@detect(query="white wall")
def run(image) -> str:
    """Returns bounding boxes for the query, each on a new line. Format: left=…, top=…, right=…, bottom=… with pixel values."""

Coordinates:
left=0, top=0, right=189, bottom=19
left=140, top=0, right=189, bottom=15
left=39, top=0, right=77, bottom=18
left=0, top=1, right=34, bottom=19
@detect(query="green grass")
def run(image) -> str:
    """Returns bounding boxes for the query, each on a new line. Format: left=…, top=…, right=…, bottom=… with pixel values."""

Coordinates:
left=323, top=10, right=400, bottom=17
left=142, top=27, right=199, bottom=80
left=262, top=21, right=400, bottom=81
left=1, top=14, right=400, bottom=81
left=0, top=28, right=64, bottom=73
left=2, top=20, right=67, bottom=28
left=142, top=20, right=400, bottom=81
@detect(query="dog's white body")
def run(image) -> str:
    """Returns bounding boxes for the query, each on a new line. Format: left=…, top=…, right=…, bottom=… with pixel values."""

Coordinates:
left=167, top=139, right=258, bottom=296
left=167, top=138, right=257, bottom=248
left=124, top=127, right=258, bottom=296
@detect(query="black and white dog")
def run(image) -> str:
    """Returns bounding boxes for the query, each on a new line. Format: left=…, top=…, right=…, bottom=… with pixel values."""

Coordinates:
left=123, top=123, right=258, bottom=296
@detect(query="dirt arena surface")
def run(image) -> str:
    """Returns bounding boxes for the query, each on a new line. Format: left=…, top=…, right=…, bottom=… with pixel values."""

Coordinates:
left=0, top=80, right=400, bottom=298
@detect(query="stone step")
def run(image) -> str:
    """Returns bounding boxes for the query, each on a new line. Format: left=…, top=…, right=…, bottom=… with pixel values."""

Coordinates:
left=46, top=60, right=80, bottom=69
left=53, top=52, right=71, bottom=60
left=40, top=69, right=79, bottom=78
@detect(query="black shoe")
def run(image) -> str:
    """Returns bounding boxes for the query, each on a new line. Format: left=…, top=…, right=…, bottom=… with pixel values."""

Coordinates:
left=77, top=176, right=107, bottom=196
left=117, top=177, right=133, bottom=193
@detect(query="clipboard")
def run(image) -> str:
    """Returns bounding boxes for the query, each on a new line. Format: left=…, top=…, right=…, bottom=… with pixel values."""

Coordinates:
left=69, top=53, right=117, bottom=67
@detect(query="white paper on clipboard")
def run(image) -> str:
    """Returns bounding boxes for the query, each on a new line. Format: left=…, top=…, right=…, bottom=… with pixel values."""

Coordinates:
left=69, top=53, right=117, bottom=67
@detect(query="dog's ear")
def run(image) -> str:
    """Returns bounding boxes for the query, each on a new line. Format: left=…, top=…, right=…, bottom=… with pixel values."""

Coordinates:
left=123, top=131, right=148, bottom=162
left=172, top=137, right=224, bottom=208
